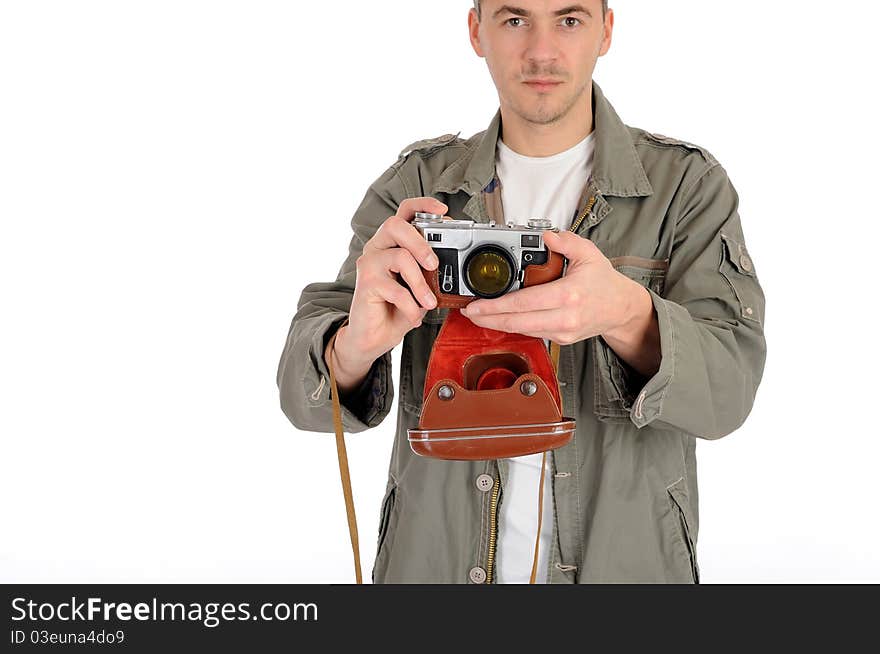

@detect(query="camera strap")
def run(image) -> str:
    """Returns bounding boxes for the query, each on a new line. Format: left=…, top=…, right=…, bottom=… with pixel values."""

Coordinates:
left=327, top=323, right=562, bottom=585
left=326, top=321, right=363, bottom=585
left=528, top=339, right=561, bottom=583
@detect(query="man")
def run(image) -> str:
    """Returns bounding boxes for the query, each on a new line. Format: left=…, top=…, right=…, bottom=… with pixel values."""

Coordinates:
left=277, top=0, right=766, bottom=584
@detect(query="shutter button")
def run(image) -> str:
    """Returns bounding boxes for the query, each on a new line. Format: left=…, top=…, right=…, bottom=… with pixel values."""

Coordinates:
left=469, top=566, right=487, bottom=584
left=475, top=474, right=494, bottom=492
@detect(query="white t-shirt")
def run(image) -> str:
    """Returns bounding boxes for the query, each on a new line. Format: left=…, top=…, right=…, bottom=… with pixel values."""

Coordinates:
left=493, top=131, right=595, bottom=583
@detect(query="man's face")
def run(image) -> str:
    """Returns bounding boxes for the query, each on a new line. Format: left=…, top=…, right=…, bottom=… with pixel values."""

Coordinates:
left=469, top=1, right=613, bottom=126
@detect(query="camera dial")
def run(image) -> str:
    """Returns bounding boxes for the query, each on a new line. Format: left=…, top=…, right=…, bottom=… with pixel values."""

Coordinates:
left=415, top=212, right=444, bottom=223
left=527, top=217, right=553, bottom=230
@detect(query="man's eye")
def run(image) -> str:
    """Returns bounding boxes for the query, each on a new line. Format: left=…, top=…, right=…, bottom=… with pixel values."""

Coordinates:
left=562, top=17, right=581, bottom=28
left=505, top=17, right=524, bottom=27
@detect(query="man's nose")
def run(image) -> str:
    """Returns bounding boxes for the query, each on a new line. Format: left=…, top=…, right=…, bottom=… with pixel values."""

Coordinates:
left=523, top=22, right=560, bottom=65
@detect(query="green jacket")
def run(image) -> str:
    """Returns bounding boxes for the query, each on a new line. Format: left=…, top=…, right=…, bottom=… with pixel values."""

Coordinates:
left=276, top=81, right=766, bottom=584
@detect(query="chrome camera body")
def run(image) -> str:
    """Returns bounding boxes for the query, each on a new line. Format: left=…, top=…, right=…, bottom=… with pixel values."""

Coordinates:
left=413, top=212, right=559, bottom=299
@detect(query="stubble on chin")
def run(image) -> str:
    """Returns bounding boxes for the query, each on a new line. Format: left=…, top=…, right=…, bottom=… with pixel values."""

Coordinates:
left=508, top=80, right=590, bottom=126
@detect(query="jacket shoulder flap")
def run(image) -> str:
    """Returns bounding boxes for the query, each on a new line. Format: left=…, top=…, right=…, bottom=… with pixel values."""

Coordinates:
left=640, top=130, right=717, bottom=165
left=395, top=132, right=463, bottom=164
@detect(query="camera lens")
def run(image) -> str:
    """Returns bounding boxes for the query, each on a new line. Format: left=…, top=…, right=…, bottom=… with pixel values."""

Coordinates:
left=464, top=246, right=515, bottom=298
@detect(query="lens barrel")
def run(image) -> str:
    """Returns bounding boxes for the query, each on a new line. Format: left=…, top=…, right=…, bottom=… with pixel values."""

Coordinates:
left=463, top=245, right=516, bottom=298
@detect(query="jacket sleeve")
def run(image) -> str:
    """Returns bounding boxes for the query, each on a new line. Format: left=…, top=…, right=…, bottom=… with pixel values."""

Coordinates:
left=276, top=164, right=410, bottom=434
left=595, top=162, right=767, bottom=439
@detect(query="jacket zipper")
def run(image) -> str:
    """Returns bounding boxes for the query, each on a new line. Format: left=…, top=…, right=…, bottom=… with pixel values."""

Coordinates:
left=483, top=192, right=595, bottom=584
left=568, top=193, right=597, bottom=234
left=485, top=473, right=501, bottom=584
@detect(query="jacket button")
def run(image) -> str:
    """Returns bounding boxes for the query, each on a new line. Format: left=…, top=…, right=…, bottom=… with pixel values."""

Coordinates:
left=739, top=254, right=753, bottom=272
left=469, top=566, right=487, bottom=584
left=475, top=474, right=494, bottom=492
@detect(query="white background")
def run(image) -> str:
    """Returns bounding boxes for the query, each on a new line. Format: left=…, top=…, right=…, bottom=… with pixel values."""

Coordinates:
left=2, top=1, right=878, bottom=583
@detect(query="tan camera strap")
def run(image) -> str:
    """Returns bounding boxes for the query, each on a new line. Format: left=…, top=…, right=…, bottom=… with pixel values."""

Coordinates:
left=326, top=324, right=363, bottom=584
left=528, top=339, right=561, bottom=583
left=327, top=326, right=562, bottom=586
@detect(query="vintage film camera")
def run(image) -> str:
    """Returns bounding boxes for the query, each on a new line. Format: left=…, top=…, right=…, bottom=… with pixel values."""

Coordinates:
left=412, top=212, right=566, bottom=306
left=406, top=212, right=575, bottom=461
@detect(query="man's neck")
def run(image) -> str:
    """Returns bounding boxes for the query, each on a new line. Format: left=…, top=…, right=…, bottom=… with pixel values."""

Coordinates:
left=498, top=86, right=594, bottom=158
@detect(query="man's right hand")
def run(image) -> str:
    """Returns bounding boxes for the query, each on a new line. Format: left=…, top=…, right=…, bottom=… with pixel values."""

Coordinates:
left=326, top=197, right=446, bottom=394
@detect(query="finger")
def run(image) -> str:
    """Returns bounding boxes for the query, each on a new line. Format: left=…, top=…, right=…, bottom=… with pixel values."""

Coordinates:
left=365, top=196, right=446, bottom=256
left=385, top=248, right=437, bottom=309
left=396, top=197, right=448, bottom=222
left=366, top=218, right=440, bottom=270
left=370, top=278, right=425, bottom=326
left=464, top=280, right=566, bottom=316
left=387, top=219, right=441, bottom=270
left=465, top=307, right=575, bottom=337
left=542, top=230, right=602, bottom=263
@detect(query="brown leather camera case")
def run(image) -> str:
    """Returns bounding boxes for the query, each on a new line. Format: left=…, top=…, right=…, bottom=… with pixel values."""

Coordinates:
left=407, top=308, right=575, bottom=460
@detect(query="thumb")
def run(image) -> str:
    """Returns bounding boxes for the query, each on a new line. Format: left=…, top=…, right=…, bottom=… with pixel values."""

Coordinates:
left=542, top=230, right=600, bottom=264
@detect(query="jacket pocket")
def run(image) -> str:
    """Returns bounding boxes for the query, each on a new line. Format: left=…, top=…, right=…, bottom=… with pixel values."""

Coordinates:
left=592, top=256, right=668, bottom=421
left=719, top=232, right=762, bottom=324
left=376, top=482, right=397, bottom=561
left=371, top=481, right=399, bottom=584
left=665, top=477, right=700, bottom=584
left=609, top=255, right=669, bottom=295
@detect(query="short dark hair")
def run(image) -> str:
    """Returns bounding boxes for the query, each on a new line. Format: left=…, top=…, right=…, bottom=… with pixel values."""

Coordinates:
left=473, top=1, right=608, bottom=20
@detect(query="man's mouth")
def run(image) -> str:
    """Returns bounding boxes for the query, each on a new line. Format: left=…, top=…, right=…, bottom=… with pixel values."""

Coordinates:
left=523, top=79, right=563, bottom=92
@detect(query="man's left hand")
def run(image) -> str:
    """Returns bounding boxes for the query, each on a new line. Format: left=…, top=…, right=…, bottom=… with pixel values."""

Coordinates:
left=460, top=230, right=650, bottom=348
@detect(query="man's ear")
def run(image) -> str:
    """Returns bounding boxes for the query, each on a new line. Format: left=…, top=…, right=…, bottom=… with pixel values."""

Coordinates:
left=468, top=8, right=485, bottom=58
left=598, top=8, right=614, bottom=57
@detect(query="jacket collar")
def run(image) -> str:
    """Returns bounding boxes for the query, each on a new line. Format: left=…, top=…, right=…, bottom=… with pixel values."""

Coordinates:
left=432, top=80, right=653, bottom=199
